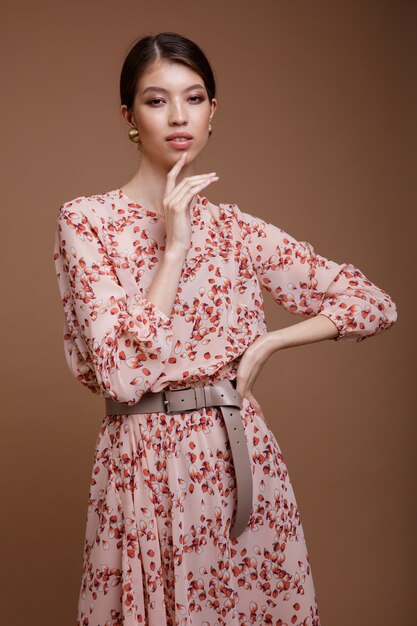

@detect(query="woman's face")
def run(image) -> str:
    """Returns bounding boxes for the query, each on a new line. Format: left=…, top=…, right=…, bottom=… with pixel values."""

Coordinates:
left=122, top=59, right=217, bottom=169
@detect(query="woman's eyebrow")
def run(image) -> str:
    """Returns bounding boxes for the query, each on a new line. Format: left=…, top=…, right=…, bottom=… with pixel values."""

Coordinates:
left=142, top=83, right=204, bottom=95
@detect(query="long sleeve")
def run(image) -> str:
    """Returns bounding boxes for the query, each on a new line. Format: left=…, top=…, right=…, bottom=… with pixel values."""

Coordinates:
left=53, top=201, right=174, bottom=403
left=230, top=203, right=398, bottom=342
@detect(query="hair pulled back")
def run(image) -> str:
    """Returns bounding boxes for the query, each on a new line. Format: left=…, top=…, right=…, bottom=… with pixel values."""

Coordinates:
left=120, top=32, right=216, bottom=112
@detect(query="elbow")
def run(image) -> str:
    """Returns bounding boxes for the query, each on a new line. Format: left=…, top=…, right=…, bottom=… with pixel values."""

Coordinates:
left=374, top=289, right=398, bottom=333
left=318, top=294, right=398, bottom=343
left=93, top=316, right=174, bottom=404
left=342, top=297, right=398, bottom=342
left=93, top=344, right=172, bottom=405
left=387, top=297, right=398, bottom=325
left=67, top=329, right=173, bottom=404
left=381, top=296, right=398, bottom=332
left=98, top=370, right=162, bottom=405
left=62, top=292, right=174, bottom=403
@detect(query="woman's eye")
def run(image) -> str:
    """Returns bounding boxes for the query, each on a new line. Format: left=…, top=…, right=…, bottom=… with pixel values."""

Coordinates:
left=147, top=96, right=204, bottom=106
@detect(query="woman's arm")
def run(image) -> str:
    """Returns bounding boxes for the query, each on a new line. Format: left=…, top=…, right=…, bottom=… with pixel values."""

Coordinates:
left=229, top=202, right=398, bottom=408
left=53, top=198, right=185, bottom=404
left=263, top=312, right=339, bottom=355
left=234, top=316, right=338, bottom=419
left=230, top=202, right=398, bottom=342
left=145, top=247, right=187, bottom=318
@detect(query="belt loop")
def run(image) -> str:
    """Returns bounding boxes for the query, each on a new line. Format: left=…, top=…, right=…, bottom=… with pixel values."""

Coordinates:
left=193, top=386, right=206, bottom=409
left=162, top=389, right=171, bottom=412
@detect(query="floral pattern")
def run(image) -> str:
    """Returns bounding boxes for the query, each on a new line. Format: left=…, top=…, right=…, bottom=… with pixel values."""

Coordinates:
left=53, top=188, right=397, bottom=624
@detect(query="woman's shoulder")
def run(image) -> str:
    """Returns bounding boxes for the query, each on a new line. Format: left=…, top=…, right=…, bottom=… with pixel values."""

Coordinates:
left=202, top=194, right=242, bottom=219
left=60, top=188, right=116, bottom=207
left=209, top=196, right=255, bottom=220
left=57, top=189, right=120, bottom=223
left=210, top=197, right=261, bottom=228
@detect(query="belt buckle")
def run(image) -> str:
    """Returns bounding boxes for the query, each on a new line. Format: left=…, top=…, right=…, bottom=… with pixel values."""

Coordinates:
left=162, top=386, right=199, bottom=414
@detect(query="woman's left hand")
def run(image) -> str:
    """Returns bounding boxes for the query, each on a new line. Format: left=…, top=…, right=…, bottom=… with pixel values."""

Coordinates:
left=235, top=334, right=271, bottom=423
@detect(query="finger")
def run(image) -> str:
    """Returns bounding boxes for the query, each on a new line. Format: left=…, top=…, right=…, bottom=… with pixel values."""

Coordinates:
left=246, top=392, right=265, bottom=420
left=164, top=173, right=218, bottom=206
left=168, top=175, right=219, bottom=207
left=235, top=381, right=246, bottom=403
left=165, top=153, right=188, bottom=196
left=165, top=176, right=219, bottom=210
left=168, top=179, right=218, bottom=216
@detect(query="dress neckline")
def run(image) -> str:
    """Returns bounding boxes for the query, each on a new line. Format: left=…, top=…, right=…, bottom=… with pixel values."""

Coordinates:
left=113, top=187, right=204, bottom=219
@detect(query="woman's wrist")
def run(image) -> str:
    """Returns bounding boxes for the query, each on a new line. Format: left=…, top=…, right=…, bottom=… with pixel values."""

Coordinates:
left=263, top=313, right=340, bottom=355
left=164, top=245, right=188, bottom=262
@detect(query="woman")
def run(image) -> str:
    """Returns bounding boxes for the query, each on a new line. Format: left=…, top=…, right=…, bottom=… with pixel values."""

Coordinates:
left=53, top=32, right=398, bottom=626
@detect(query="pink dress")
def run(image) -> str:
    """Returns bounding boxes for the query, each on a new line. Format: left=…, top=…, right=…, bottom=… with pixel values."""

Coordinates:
left=53, top=188, right=397, bottom=625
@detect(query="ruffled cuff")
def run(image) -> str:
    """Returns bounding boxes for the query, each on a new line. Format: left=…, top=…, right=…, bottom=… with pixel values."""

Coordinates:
left=316, top=311, right=346, bottom=341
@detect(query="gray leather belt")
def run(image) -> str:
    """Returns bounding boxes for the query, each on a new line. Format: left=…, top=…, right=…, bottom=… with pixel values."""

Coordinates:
left=104, top=378, right=252, bottom=539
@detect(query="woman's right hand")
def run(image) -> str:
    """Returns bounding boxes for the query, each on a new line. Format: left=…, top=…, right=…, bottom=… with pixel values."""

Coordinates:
left=162, top=152, right=219, bottom=254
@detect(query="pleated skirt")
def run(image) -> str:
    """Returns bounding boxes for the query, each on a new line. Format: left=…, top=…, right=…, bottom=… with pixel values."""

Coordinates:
left=76, top=394, right=321, bottom=626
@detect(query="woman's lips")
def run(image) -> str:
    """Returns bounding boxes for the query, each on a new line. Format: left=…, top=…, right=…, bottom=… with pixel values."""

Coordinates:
left=166, top=138, right=193, bottom=149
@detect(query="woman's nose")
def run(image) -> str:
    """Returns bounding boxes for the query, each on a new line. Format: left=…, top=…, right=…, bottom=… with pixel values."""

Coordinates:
left=168, top=103, right=188, bottom=125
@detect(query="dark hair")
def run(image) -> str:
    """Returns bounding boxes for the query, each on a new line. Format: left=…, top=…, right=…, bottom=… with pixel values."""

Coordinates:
left=120, top=32, right=216, bottom=112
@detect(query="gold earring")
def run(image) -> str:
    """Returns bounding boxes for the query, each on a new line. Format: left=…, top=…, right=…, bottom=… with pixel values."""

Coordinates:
left=128, top=127, right=141, bottom=143
left=208, top=121, right=213, bottom=136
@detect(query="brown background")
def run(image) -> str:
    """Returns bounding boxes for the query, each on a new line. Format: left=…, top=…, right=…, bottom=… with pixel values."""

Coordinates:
left=1, top=1, right=415, bottom=624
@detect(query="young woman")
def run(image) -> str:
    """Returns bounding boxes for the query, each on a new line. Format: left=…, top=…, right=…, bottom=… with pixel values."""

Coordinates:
left=53, top=32, right=398, bottom=626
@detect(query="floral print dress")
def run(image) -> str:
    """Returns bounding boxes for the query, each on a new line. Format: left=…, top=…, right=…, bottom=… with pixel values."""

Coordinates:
left=53, top=188, right=397, bottom=626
